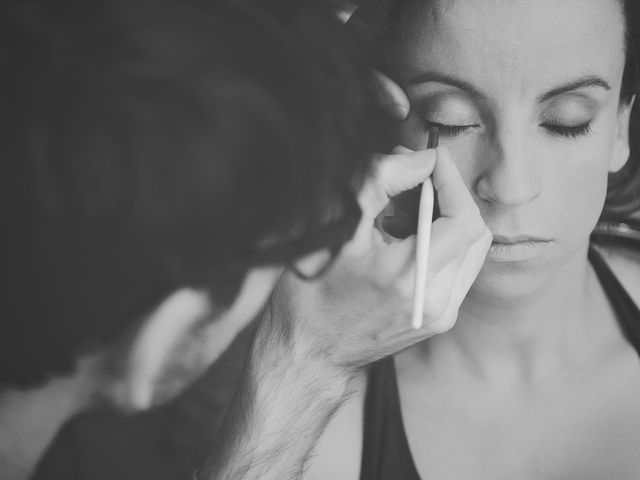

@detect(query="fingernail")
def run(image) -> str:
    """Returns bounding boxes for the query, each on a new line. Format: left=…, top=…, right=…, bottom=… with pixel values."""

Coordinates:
left=390, top=103, right=409, bottom=119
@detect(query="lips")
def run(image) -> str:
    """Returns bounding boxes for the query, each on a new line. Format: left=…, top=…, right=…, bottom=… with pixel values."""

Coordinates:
left=488, top=234, right=553, bottom=262
left=491, top=234, right=552, bottom=245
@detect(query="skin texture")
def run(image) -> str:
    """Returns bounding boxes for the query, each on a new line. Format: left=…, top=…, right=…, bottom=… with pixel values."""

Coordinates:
left=397, top=0, right=631, bottom=301
left=301, top=0, right=640, bottom=479
left=201, top=145, right=492, bottom=479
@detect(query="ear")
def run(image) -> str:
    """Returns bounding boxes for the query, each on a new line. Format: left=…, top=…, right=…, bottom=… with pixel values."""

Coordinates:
left=107, top=266, right=283, bottom=411
left=114, top=288, right=213, bottom=410
left=610, top=95, right=635, bottom=173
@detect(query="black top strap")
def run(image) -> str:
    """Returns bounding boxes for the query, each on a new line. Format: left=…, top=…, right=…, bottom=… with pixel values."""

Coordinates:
left=360, top=358, right=421, bottom=480
left=361, top=247, right=640, bottom=480
left=588, top=247, right=640, bottom=354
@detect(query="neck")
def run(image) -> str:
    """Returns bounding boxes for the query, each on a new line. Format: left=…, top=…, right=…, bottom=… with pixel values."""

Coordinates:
left=0, top=359, right=97, bottom=480
left=418, top=245, right=616, bottom=388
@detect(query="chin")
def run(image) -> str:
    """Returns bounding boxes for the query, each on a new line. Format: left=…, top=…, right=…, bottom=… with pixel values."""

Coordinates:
left=469, top=264, right=549, bottom=303
left=468, top=241, right=590, bottom=303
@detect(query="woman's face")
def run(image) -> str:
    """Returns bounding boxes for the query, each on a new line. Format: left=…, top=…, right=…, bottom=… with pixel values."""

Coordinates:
left=395, top=0, right=633, bottom=298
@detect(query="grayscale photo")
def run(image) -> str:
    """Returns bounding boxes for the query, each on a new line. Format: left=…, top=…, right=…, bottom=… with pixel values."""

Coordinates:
left=1, top=0, right=640, bottom=479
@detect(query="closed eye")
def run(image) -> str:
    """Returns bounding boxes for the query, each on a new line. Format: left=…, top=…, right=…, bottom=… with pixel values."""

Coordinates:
left=540, top=121, right=592, bottom=138
left=423, top=120, right=479, bottom=137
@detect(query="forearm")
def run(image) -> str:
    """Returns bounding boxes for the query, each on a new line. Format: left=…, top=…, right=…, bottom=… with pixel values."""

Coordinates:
left=199, top=313, right=351, bottom=480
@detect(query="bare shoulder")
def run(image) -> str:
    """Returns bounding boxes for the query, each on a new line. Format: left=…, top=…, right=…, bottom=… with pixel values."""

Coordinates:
left=594, top=242, right=640, bottom=308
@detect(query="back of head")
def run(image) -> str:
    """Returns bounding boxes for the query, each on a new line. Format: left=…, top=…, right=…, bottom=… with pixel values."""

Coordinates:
left=0, top=0, right=394, bottom=388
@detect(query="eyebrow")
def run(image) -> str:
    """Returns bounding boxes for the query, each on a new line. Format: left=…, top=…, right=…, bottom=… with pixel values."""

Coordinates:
left=405, top=72, right=611, bottom=103
left=536, top=76, right=611, bottom=103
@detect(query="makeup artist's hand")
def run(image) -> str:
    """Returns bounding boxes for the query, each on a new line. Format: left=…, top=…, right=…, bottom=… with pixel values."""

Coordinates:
left=374, top=71, right=410, bottom=119
left=258, top=146, right=492, bottom=376
left=199, top=148, right=490, bottom=480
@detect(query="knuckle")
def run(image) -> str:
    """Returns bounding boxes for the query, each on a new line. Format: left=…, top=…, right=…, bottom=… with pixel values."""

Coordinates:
left=459, top=214, right=488, bottom=244
left=422, top=292, right=449, bottom=320
left=469, top=218, right=486, bottom=239
left=480, top=225, right=493, bottom=244
left=455, top=218, right=482, bottom=245
left=425, top=312, right=456, bottom=335
left=466, top=199, right=482, bottom=218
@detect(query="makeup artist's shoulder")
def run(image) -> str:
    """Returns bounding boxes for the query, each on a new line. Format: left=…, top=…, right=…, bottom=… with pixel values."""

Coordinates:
left=596, top=242, right=640, bottom=308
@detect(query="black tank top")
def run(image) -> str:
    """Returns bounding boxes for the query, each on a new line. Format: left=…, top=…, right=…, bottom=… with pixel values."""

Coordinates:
left=360, top=248, right=640, bottom=480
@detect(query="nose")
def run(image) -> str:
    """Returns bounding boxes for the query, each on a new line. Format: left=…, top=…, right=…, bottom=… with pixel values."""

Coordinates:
left=474, top=130, right=541, bottom=207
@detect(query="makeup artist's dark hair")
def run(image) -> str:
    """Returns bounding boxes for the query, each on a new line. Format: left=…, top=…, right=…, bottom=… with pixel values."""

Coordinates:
left=349, top=0, right=640, bottom=221
left=0, top=0, right=394, bottom=388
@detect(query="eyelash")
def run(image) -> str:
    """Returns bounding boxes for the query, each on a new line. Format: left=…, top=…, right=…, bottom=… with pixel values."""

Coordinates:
left=423, top=120, right=593, bottom=139
left=423, top=120, right=477, bottom=137
left=540, top=121, right=592, bottom=138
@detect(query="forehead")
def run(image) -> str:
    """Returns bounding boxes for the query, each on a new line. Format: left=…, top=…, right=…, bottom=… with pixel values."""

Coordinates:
left=394, top=0, right=626, bottom=95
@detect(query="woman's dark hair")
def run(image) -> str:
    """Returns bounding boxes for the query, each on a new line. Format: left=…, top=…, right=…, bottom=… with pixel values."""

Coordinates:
left=349, top=0, right=640, bottom=221
left=606, top=0, right=640, bottom=220
left=0, top=0, right=395, bottom=388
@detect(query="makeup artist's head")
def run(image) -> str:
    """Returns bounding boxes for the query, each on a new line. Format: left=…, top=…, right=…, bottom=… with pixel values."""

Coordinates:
left=0, top=0, right=392, bottom=409
left=351, top=0, right=640, bottom=299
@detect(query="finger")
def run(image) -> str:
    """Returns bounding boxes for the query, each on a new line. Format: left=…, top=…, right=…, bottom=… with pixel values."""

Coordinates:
left=432, top=147, right=478, bottom=220
left=358, top=150, right=436, bottom=220
left=374, top=71, right=410, bottom=120
left=421, top=258, right=460, bottom=329
left=386, top=257, right=460, bottom=340
left=423, top=232, right=490, bottom=335
left=421, top=226, right=490, bottom=333
left=425, top=147, right=487, bottom=274
left=392, top=145, right=414, bottom=155
left=377, top=149, right=436, bottom=198
left=426, top=215, right=487, bottom=275
left=450, top=227, right=492, bottom=304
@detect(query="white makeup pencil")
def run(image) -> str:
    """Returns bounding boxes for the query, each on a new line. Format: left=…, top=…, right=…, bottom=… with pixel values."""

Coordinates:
left=411, top=127, right=439, bottom=329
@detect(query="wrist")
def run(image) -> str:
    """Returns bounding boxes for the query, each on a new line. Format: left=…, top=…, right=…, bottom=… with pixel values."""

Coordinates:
left=248, top=326, right=351, bottom=409
left=252, top=303, right=353, bottom=389
left=198, top=320, right=351, bottom=480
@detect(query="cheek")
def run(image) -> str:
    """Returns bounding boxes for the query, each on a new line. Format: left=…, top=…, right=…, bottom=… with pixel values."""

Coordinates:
left=544, top=115, right=618, bottom=238
left=550, top=144, right=609, bottom=240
